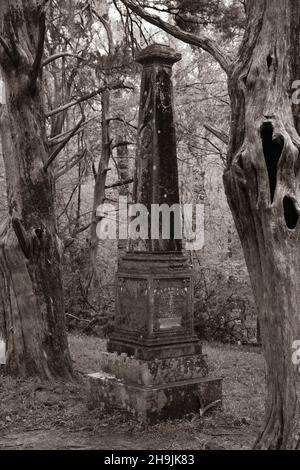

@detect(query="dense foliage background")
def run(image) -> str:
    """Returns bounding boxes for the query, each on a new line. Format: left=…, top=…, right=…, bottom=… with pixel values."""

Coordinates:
left=0, top=0, right=256, bottom=344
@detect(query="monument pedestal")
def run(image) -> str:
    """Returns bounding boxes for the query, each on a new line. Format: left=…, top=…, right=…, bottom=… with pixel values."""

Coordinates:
left=88, top=352, right=222, bottom=422
left=88, top=254, right=222, bottom=421
left=108, top=253, right=200, bottom=360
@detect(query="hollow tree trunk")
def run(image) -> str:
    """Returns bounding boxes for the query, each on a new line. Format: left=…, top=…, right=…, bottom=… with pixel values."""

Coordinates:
left=224, top=0, right=300, bottom=449
left=0, top=1, right=73, bottom=380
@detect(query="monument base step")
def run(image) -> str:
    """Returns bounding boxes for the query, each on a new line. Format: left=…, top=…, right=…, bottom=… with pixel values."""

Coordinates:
left=96, top=351, right=209, bottom=386
left=87, top=371, right=222, bottom=422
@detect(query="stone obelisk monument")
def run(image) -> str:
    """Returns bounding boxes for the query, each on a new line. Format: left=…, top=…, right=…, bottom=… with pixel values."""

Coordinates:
left=88, top=44, right=222, bottom=421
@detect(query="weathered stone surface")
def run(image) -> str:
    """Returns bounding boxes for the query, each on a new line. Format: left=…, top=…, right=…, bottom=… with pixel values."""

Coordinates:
left=107, top=340, right=202, bottom=361
left=133, top=44, right=182, bottom=253
left=97, top=351, right=208, bottom=386
left=108, top=252, right=200, bottom=360
left=88, top=372, right=222, bottom=422
left=136, top=43, right=182, bottom=65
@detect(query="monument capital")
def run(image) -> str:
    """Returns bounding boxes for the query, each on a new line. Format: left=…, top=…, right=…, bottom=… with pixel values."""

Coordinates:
left=136, top=43, right=182, bottom=66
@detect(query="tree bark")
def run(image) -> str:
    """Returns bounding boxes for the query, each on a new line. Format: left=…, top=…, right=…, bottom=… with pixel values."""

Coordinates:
left=224, top=0, right=300, bottom=449
left=0, top=1, right=73, bottom=380
left=88, top=89, right=111, bottom=286
left=87, top=6, right=114, bottom=289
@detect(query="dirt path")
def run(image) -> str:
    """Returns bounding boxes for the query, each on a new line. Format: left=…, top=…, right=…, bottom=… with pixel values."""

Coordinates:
left=0, top=429, right=139, bottom=450
left=0, top=420, right=258, bottom=450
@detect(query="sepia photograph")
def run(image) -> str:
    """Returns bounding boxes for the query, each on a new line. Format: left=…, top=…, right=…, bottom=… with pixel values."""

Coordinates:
left=0, top=0, right=299, bottom=459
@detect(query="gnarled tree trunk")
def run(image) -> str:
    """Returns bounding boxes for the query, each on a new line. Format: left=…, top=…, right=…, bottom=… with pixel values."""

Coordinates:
left=0, top=0, right=73, bottom=380
left=224, top=0, right=300, bottom=449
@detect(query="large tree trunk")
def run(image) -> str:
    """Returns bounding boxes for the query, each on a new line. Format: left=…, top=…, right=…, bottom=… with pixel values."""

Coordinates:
left=224, top=0, right=300, bottom=449
left=0, top=1, right=73, bottom=379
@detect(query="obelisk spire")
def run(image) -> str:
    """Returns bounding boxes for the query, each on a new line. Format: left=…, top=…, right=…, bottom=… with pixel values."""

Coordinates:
left=134, top=44, right=182, bottom=252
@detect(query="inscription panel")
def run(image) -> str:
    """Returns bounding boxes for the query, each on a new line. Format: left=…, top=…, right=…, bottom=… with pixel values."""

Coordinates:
left=117, top=278, right=148, bottom=332
left=153, top=278, right=190, bottom=332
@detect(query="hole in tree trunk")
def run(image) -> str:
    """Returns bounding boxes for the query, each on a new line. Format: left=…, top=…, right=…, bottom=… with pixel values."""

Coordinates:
left=283, top=196, right=299, bottom=229
left=267, top=54, right=272, bottom=70
left=260, top=122, right=284, bottom=203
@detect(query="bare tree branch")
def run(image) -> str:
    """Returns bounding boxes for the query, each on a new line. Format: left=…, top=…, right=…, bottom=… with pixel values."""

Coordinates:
left=0, top=36, right=16, bottom=65
left=119, top=0, right=231, bottom=73
left=12, top=217, right=31, bottom=259
left=107, top=116, right=138, bottom=130
left=49, top=115, right=101, bottom=146
left=44, top=117, right=84, bottom=171
left=105, top=177, right=134, bottom=189
left=43, top=52, right=83, bottom=67
left=204, top=123, right=229, bottom=145
left=91, top=8, right=114, bottom=54
left=112, top=140, right=135, bottom=149
left=58, top=182, right=80, bottom=220
left=72, top=222, right=91, bottom=236
left=45, top=83, right=133, bottom=117
left=55, top=150, right=87, bottom=180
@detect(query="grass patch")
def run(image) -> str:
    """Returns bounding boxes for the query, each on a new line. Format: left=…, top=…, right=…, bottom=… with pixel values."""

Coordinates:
left=0, top=335, right=265, bottom=449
